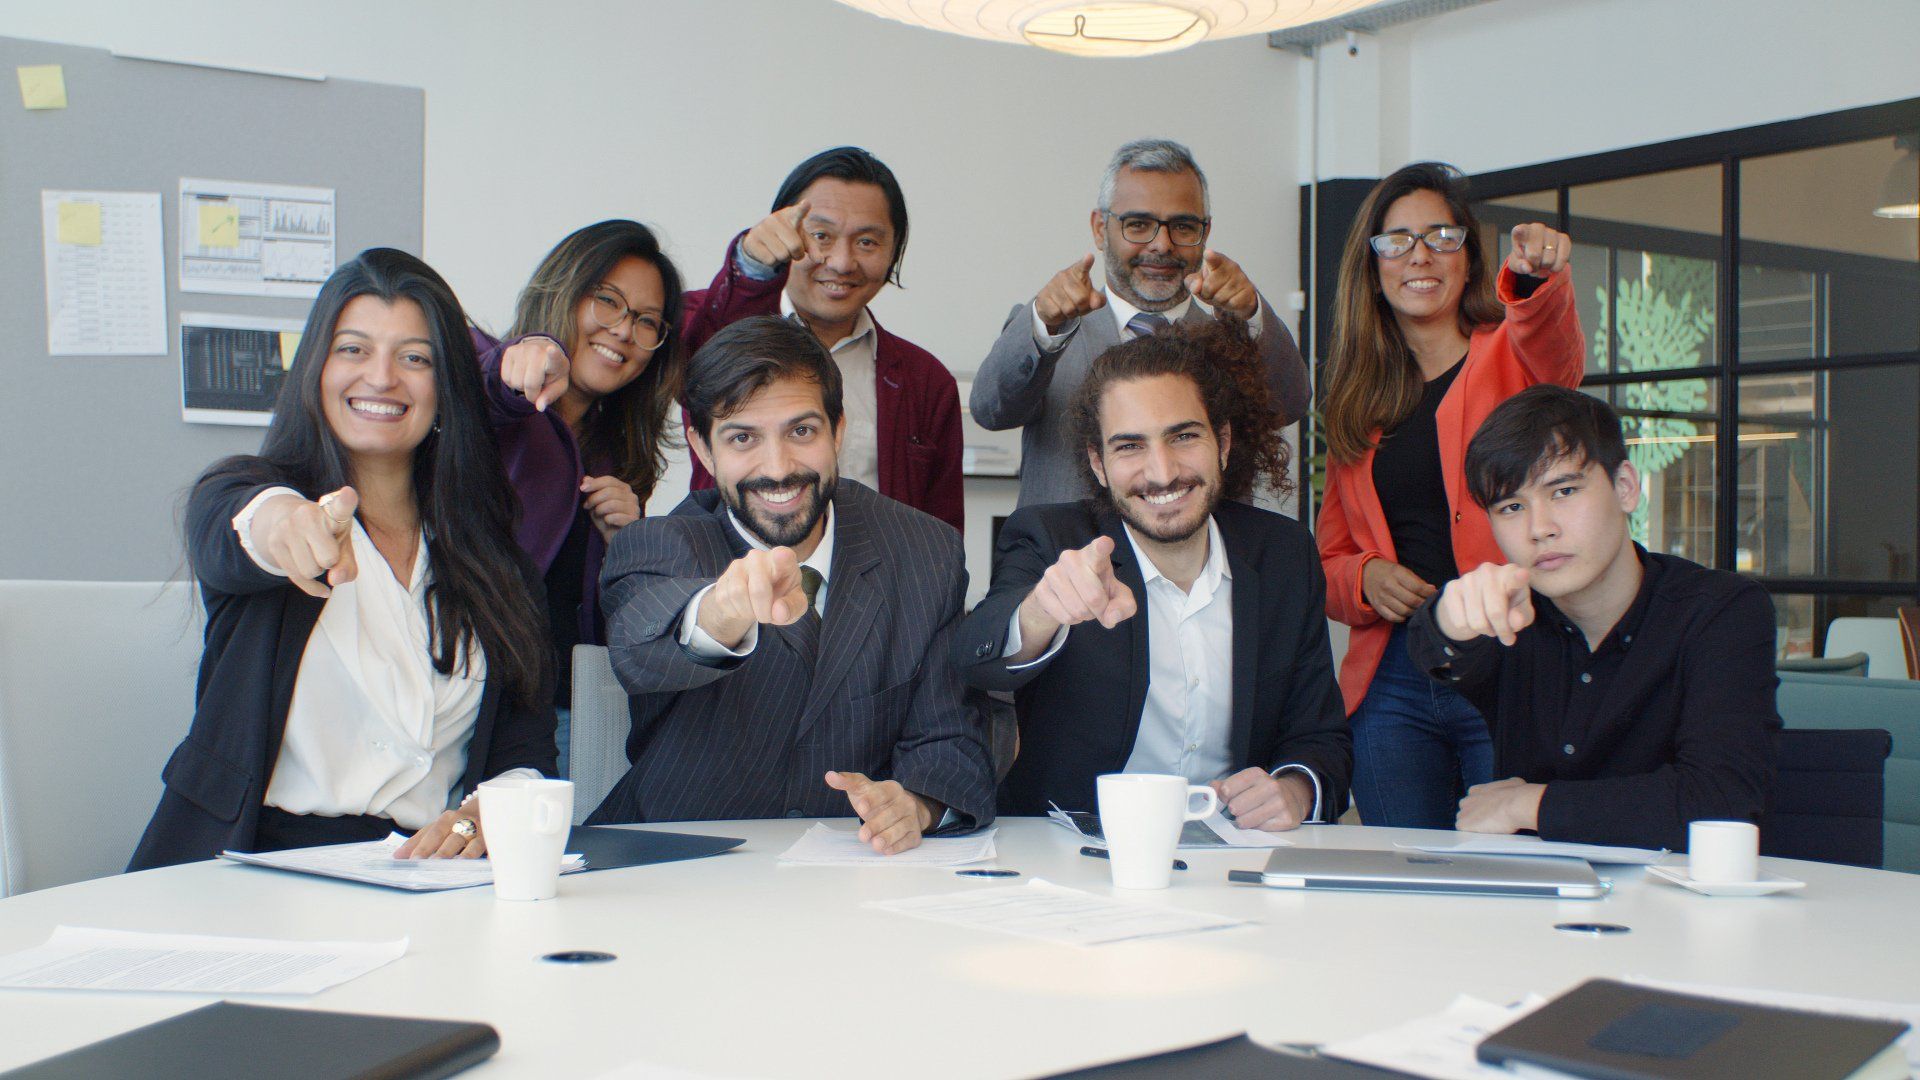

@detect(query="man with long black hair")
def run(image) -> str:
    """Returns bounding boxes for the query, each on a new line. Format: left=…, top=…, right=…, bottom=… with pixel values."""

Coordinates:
left=956, top=319, right=1348, bottom=825
left=678, top=146, right=963, bottom=531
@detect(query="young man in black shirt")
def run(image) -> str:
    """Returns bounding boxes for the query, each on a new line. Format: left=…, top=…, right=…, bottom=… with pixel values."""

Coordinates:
left=1406, top=385, right=1779, bottom=850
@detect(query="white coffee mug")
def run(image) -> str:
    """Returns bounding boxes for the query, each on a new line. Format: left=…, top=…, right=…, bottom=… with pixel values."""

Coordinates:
left=1096, top=773, right=1219, bottom=890
left=1688, top=820, right=1760, bottom=884
left=477, top=777, right=573, bottom=901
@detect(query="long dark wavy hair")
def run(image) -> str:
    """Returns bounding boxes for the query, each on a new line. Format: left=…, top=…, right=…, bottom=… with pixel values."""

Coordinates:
left=194, top=248, right=550, bottom=708
left=507, top=220, right=686, bottom=501
left=1068, top=317, right=1292, bottom=501
left=1322, top=162, right=1505, bottom=464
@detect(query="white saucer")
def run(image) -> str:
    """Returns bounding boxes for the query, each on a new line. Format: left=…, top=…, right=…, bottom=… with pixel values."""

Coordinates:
left=1646, top=863, right=1806, bottom=897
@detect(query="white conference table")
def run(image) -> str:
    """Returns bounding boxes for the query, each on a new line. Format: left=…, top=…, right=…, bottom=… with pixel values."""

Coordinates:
left=0, top=819, right=1913, bottom=1079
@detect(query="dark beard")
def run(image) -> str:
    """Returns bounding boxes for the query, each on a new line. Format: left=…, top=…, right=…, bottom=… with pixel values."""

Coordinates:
left=726, top=469, right=834, bottom=549
left=1108, top=476, right=1220, bottom=544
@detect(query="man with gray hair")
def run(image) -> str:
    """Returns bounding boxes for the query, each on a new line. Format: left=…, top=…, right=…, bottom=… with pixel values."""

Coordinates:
left=972, top=138, right=1309, bottom=507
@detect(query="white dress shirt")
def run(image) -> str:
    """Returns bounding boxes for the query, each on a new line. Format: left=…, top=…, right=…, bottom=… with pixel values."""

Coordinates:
left=232, top=488, right=537, bottom=830
left=678, top=503, right=837, bottom=659
left=778, top=290, right=880, bottom=492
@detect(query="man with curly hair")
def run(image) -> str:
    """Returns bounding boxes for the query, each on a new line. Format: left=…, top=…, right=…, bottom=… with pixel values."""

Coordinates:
left=955, top=320, right=1351, bottom=826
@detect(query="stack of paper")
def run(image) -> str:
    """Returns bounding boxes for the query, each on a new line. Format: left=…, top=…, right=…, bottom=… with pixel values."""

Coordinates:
left=0, top=926, right=405, bottom=995
left=867, top=879, right=1249, bottom=946
left=776, top=823, right=997, bottom=867
left=1319, top=994, right=1549, bottom=1079
left=222, top=834, right=584, bottom=891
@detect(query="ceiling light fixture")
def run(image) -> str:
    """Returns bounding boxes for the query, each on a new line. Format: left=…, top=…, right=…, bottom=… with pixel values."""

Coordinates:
left=832, top=1, right=1387, bottom=58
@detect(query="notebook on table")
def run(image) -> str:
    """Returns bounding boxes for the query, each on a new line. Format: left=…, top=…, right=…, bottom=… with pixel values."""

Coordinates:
left=1478, top=979, right=1910, bottom=1080
left=1227, top=847, right=1608, bottom=899
left=0, top=1002, right=498, bottom=1079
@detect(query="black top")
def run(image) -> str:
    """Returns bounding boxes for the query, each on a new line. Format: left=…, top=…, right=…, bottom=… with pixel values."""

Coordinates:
left=128, top=469, right=558, bottom=872
left=1371, top=355, right=1464, bottom=587
left=954, top=499, right=1353, bottom=820
left=545, top=508, right=593, bottom=703
left=1406, top=547, right=1781, bottom=850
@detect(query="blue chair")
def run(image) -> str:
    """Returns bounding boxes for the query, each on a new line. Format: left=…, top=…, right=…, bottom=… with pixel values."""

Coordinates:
left=1776, top=672, right=1920, bottom=873
left=1761, top=729, right=1890, bottom=868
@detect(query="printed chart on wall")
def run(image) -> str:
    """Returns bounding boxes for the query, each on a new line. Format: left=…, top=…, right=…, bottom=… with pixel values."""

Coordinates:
left=180, top=312, right=305, bottom=425
left=179, top=178, right=336, bottom=298
left=40, top=190, right=166, bottom=356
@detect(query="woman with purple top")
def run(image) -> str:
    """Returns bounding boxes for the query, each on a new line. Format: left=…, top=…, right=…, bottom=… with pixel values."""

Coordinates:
left=472, top=221, right=686, bottom=769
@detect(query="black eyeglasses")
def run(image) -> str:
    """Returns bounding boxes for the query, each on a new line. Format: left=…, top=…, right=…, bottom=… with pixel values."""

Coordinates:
left=1108, top=213, right=1210, bottom=248
left=588, top=291, right=670, bottom=351
left=1369, top=226, right=1468, bottom=259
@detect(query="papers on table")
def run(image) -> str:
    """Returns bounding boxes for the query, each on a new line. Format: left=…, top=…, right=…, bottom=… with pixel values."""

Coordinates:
left=1319, top=993, right=1548, bottom=1079
left=179, top=177, right=336, bottom=298
left=1398, top=836, right=1669, bottom=865
left=866, top=878, right=1248, bottom=946
left=0, top=926, right=405, bottom=996
left=1047, top=806, right=1292, bottom=849
left=41, top=190, right=167, bottom=356
left=222, top=833, right=585, bottom=892
left=776, top=823, right=996, bottom=867
left=1626, top=976, right=1920, bottom=1075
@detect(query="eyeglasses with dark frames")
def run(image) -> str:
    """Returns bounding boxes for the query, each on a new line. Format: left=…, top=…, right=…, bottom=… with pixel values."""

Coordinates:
left=1108, top=213, right=1211, bottom=248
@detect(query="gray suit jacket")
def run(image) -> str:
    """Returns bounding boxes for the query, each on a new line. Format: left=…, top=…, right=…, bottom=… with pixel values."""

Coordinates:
left=584, top=481, right=996, bottom=831
left=970, top=297, right=1309, bottom=508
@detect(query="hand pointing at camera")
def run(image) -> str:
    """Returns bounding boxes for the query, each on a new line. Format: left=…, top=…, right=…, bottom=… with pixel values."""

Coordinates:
left=251, top=486, right=360, bottom=598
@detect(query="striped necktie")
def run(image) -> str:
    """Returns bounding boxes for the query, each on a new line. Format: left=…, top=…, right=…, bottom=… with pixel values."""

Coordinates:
left=1125, top=311, right=1170, bottom=339
left=799, top=566, right=824, bottom=618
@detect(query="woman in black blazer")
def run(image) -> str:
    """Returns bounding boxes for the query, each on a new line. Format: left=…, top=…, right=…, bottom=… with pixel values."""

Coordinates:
left=129, top=249, right=555, bottom=871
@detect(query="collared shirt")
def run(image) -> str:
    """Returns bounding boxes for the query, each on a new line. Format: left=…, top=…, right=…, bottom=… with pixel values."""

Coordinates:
left=679, top=502, right=837, bottom=659
left=232, top=488, right=535, bottom=830
left=1001, top=514, right=1325, bottom=818
left=736, top=245, right=881, bottom=492
left=1406, top=546, right=1783, bottom=848
left=1028, top=288, right=1263, bottom=352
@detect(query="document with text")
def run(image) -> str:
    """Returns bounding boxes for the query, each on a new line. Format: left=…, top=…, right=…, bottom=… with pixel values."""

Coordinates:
left=0, top=926, right=406, bottom=995
left=777, top=823, right=997, bottom=867
left=867, top=879, right=1249, bottom=946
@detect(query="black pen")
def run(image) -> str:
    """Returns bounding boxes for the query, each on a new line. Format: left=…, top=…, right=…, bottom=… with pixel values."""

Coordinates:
left=1080, top=845, right=1186, bottom=871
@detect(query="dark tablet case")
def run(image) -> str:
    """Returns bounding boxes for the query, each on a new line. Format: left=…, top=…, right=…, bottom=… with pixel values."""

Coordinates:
left=1044, top=1034, right=1412, bottom=1078
left=1, top=1002, right=498, bottom=1080
left=1477, top=978, right=1909, bottom=1080
left=566, top=825, right=743, bottom=872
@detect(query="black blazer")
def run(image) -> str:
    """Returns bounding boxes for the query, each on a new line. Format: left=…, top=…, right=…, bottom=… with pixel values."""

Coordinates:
left=956, top=499, right=1351, bottom=818
left=584, top=482, right=996, bottom=831
left=127, top=470, right=557, bottom=871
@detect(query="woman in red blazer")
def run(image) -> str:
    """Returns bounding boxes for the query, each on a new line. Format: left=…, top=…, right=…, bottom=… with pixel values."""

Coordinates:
left=1317, top=163, right=1584, bottom=828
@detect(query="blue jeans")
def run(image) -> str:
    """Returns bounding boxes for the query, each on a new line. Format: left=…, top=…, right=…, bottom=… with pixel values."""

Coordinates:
left=1349, top=623, right=1493, bottom=829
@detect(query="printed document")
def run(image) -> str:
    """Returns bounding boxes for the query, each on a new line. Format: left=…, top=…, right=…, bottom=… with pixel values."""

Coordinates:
left=777, top=823, right=996, bottom=867
left=0, top=926, right=405, bottom=995
left=179, top=178, right=336, bottom=297
left=1320, top=994, right=1548, bottom=1079
left=867, top=878, right=1248, bottom=946
left=41, top=190, right=166, bottom=356
left=223, top=833, right=584, bottom=891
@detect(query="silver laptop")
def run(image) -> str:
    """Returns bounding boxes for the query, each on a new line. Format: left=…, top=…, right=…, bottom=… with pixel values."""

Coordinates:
left=1227, top=847, right=1608, bottom=899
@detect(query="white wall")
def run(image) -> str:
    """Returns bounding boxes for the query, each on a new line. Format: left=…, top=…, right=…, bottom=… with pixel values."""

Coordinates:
left=3, top=0, right=1305, bottom=599
left=1309, top=0, right=1920, bottom=179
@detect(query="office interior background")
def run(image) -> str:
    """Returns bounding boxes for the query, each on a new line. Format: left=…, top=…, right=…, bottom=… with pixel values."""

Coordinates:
left=4, top=0, right=1916, bottom=661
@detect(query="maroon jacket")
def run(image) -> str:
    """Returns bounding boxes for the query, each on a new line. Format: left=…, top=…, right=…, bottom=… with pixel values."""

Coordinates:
left=679, top=233, right=964, bottom=533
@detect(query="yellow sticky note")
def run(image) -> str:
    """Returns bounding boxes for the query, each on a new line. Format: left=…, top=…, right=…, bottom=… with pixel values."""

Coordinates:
left=56, top=200, right=101, bottom=246
left=278, top=332, right=301, bottom=370
left=17, top=65, right=67, bottom=110
left=199, top=203, right=240, bottom=249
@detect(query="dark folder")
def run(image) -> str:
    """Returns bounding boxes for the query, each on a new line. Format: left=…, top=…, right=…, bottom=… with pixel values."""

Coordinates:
left=1044, top=1034, right=1413, bottom=1078
left=567, top=825, right=744, bottom=872
left=1, top=1002, right=498, bottom=1079
left=1476, top=979, right=1910, bottom=1080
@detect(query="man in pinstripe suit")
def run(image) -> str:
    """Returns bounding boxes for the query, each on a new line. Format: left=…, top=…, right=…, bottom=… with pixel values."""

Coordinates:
left=585, top=316, right=995, bottom=853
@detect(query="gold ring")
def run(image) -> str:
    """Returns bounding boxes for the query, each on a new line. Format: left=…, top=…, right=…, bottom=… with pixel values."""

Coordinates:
left=450, top=817, right=477, bottom=839
left=317, top=492, right=351, bottom=526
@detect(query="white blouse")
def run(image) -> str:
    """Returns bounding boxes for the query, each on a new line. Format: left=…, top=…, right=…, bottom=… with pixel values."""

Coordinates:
left=233, top=487, right=536, bottom=830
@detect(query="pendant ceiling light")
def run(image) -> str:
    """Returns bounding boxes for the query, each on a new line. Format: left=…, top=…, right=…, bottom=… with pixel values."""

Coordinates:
left=1873, top=137, right=1918, bottom=220
left=832, top=1, right=1387, bottom=58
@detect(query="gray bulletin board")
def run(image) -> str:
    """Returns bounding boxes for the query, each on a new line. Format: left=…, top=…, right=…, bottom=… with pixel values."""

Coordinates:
left=1, top=35, right=423, bottom=581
